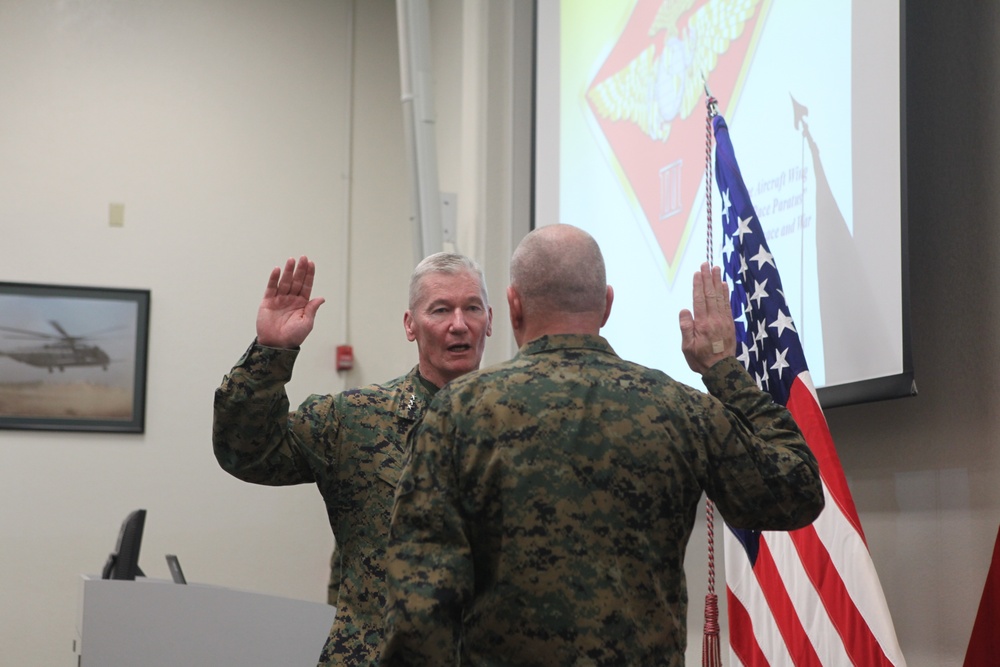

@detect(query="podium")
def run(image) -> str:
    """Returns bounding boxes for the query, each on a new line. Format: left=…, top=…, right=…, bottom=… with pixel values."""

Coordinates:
left=74, top=575, right=337, bottom=667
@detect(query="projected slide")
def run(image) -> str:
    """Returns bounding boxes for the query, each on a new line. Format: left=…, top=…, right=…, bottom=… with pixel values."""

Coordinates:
left=535, top=0, right=908, bottom=404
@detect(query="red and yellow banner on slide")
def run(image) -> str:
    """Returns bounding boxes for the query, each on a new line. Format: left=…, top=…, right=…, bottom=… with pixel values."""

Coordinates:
left=571, top=0, right=769, bottom=282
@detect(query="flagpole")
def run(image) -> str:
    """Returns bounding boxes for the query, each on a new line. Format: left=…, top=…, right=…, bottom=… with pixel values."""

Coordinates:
left=701, top=86, right=722, bottom=667
left=792, top=94, right=809, bottom=348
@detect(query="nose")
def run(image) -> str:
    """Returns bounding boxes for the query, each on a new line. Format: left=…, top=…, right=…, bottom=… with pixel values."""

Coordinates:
left=448, top=309, right=468, bottom=332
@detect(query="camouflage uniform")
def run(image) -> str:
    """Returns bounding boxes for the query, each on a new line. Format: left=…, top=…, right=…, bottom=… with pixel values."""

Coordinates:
left=213, top=341, right=437, bottom=666
left=382, top=334, right=824, bottom=667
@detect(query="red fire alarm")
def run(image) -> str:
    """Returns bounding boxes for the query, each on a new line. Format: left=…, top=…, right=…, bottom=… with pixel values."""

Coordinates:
left=336, top=345, right=354, bottom=371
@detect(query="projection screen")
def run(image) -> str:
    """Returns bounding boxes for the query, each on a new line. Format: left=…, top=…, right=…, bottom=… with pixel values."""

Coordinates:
left=533, top=0, right=914, bottom=407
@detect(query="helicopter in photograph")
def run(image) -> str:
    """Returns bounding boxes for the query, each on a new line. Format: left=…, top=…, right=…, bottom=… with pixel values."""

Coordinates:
left=0, top=320, right=119, bottom=373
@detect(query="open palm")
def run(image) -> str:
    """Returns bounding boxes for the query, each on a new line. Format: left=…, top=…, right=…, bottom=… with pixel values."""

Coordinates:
left=256, top=256, right=325, bottom=349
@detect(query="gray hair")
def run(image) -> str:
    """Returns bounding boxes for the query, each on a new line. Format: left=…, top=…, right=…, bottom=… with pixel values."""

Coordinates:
left=408, top=252, right=489, bottom=310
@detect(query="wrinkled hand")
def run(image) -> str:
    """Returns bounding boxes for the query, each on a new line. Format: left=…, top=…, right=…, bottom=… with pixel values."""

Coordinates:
left=256, top=256, right=325, bottom=349
left=678, top=262, right=736, bottom=375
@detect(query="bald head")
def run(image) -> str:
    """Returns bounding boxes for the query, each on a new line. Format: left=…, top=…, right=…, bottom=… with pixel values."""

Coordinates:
left=508, top=225, right=612, bottom=342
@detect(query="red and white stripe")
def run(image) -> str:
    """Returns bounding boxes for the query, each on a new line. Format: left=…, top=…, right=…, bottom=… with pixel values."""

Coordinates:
left=725, top=371, right=907, bottom=666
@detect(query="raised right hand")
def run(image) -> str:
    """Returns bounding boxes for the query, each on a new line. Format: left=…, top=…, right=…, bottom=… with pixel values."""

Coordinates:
left=255, top=256, right=325, bottom=349
left=678, top=262, right=736, bottom=375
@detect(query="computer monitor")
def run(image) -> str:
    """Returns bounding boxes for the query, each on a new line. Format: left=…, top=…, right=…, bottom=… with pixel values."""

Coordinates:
left=101, top=509, right=146, bottom=580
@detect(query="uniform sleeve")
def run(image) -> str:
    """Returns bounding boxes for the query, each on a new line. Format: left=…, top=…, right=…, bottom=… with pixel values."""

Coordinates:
left=212, top=341, right=333, bottom=486
left=381, top=394, right=470, bottom=667
left=694, top=357, right=825, bottom=530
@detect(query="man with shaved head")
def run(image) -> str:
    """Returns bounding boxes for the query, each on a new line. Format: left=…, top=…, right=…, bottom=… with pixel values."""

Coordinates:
left=380, top=224, right=824, bottom=667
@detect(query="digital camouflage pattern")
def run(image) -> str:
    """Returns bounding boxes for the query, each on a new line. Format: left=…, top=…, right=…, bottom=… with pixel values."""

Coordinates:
left=381, top=334, right=824, bottom=667
left=213, top=341, right=437, bottom=667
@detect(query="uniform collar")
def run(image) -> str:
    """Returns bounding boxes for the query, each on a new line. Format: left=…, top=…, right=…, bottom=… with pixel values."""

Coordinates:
left=396, top=365, right=440, bottom=423
left=518, top=333, right=616, bottom=357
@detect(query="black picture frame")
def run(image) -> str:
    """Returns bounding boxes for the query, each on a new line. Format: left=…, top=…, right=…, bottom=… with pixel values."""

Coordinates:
left=0, top=281, right=150, bottom=433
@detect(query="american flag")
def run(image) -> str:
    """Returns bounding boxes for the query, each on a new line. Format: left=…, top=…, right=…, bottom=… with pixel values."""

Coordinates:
left=713, top=113, right=907, bottom=666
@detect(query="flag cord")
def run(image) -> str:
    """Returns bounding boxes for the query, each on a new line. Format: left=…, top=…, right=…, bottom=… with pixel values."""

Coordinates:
left=702, top=91, right=722, bottom=667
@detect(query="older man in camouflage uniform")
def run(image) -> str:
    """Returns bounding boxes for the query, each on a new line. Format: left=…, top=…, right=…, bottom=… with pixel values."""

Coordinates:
left=381, top=224, right=825, bottom=666
left=213, top=252, right=492, bottom=666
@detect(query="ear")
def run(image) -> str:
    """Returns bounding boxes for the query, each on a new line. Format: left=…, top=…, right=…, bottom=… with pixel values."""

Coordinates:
left=507, top=286, right=523, bottom=335
left=601, top=285, right=614, bottom=327
left=486, top=306, right=494, bottom=337
left=403, top=310, right=417, bottom=342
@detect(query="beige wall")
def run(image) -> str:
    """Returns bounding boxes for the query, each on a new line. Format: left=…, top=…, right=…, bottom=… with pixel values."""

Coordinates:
left=0, top=2, right=354, bottom=664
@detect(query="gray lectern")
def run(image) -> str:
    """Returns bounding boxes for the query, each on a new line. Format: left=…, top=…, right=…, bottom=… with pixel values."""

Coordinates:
left=74, top=575, right=336, bottom=667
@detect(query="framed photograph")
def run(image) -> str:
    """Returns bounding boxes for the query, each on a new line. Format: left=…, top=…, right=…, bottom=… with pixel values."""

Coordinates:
left=0, top=282, right=150, bottom=433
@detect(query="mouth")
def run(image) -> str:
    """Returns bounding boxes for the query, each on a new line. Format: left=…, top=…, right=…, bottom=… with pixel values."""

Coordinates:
left=447, top=343, right=472, bottom=353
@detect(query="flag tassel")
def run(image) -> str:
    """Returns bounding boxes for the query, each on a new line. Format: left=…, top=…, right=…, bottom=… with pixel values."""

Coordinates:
left=702, top=495, right=722, bottom=667
left=702, top=591, right=722, bottom=667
